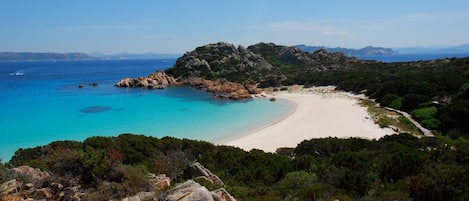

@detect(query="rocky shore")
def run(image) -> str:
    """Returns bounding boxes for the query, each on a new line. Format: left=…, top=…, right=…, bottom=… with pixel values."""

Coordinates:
left=115, top=71, right=179, bottom=89
left=115, top=71, right=262, bottom=100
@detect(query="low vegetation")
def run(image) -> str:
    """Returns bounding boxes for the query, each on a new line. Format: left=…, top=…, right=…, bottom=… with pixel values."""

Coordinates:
left=1, top=134, right=468, bottom=200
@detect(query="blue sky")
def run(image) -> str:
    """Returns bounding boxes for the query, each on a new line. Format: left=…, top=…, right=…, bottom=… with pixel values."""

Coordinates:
left=1, top=0, right=468, bottom=54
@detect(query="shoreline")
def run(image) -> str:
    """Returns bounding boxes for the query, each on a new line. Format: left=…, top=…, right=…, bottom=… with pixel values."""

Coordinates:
left=222, top=86, right=395, bottom=152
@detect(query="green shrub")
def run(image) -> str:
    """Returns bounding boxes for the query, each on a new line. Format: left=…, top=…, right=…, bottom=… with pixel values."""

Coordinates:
left=412, top=107, right=440, bottom=129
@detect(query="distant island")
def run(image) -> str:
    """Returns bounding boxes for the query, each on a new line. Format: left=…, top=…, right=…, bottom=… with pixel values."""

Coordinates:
left=0, top=52, right=94, bottom=61
left=296, top=45, right=398, bottom=55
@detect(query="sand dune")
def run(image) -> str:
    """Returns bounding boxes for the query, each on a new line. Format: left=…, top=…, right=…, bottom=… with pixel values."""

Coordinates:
left=223, top=86, right=395, bottom=152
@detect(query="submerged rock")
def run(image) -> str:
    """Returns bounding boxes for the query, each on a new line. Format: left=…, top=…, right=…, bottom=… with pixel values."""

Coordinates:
left=80, top=106, right=112, bottom=114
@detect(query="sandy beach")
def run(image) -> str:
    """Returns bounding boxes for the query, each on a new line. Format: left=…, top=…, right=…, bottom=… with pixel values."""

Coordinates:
left=223, top=86, right=395, bottom=152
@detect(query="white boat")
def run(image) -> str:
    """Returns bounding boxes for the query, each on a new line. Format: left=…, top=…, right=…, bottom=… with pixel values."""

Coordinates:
left=9, top=72, right=24, bottom=76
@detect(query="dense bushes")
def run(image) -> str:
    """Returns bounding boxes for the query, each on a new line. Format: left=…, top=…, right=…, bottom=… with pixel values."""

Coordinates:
left=6, top=134, right=468, bottom=200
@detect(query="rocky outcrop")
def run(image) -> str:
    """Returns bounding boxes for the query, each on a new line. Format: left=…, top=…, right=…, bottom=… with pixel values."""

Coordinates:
left=12, top=165, right=51, bottom=180
left=149, top=173, right=171, bottom=190
left=184, top=162, right=224, bottom=185
left=158, top=180, right=236, bottom=201
left=169, top=42, right=272, bottom=78
left=0, top=179, right=84, bottom=201
left=184, top=78, right=257, bottom=100
left=115, top=71, right=179, bottom=89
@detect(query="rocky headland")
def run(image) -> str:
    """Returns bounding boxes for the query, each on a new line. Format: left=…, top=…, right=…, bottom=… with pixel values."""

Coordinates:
left=116, top=41, right=375, bottom=100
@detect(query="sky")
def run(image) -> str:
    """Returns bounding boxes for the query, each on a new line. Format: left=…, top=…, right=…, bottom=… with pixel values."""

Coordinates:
left=1, top=0, right=469, bottom=54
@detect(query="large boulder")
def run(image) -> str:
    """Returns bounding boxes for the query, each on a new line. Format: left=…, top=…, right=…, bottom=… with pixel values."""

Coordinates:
left=158, top=180, right=236, bottom=201
left=158, top=180, right=214, bottom=201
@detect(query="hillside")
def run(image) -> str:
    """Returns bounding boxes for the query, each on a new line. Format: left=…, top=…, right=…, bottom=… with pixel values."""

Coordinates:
left=165, top=42, right=375, bottom=86
left=0, top=52, right=94, bottom=61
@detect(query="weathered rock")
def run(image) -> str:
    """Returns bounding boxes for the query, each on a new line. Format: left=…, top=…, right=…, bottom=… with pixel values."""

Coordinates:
left=122, top=195, right=141, bottom=201
left=122, top=191, right=155, bottom=201
left=149, top=174, right=171, bottom=190
left=158, top=180, right=236, bottom=201
left=32, top=188, right=53, bottom=200
left=0, top=179, right=21, bottom=196
left=211, top=188, right=237, bottom=201
left=0, top=193, right=24, bottom=201
left=12, top=166, right=51, bottom=180
left=158, top=180, right=214, bottom=201
left=183, top=78, right=257, bottom=100
left=115, top=71, right=178, bottom=89
left=184, top=162, right=224, bottom=185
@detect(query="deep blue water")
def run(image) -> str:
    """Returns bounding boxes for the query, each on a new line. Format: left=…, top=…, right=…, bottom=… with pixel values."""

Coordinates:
left=0, top=59, right=294, bottom=161
left=355, top=53, right=469, bottom=63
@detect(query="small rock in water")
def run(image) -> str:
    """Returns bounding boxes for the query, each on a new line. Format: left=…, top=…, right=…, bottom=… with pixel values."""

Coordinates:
left=80, top=106, right=112, bottom=114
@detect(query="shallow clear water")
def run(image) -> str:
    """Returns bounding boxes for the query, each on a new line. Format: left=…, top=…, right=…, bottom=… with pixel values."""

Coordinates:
left=0, top=60, right=294, bottom=161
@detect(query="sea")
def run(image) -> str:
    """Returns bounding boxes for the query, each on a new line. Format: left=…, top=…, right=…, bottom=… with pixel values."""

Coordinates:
left=1, top=53, right=468, bottom=161
left=355, top=53, right=469, bottom=63
left=0, top=59, right=294, bottom=161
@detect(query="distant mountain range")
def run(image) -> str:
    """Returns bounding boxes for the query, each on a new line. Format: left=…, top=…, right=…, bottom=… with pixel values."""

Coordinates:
left=297, top=44, right=469, bottom=55
left=0, top=52, right=181, bottom=61
left=296, top=45, right=397, bottom=55
left=2, top=44, right=468, bottom=61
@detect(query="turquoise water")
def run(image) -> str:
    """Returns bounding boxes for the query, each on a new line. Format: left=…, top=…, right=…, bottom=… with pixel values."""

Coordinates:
left=0, top=60, right=294, bottom=161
